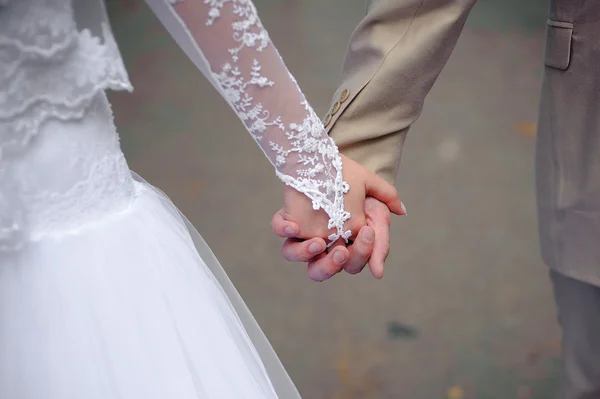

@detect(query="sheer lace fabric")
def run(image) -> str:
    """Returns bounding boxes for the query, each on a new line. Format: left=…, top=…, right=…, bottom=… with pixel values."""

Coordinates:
left=0, top=0, right=133, bottom=250
left=0, top=0, right=351, bottom=252
left=0, top=0, right=131, bottom=153
left=159, top=0, right=351, bottom=243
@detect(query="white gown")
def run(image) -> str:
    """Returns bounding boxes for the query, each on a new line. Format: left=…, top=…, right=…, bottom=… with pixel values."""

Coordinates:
left=0, top=0, right=351, bottom=398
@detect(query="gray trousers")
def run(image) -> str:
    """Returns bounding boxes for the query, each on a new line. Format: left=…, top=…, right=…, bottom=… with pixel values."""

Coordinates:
left=551, top=270, right=600, bottom=399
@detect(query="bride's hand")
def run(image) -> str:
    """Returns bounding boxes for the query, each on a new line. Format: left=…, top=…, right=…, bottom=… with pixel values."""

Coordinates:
left=278, top=154, right=404, bottom=262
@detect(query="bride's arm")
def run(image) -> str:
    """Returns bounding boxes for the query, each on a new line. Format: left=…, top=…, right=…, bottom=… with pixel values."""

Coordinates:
left=144, top=0, right=351, bottom=244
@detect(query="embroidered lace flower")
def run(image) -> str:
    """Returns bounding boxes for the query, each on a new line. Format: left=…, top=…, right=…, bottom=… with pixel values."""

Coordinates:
left=167, top=0, right=351, bottom=243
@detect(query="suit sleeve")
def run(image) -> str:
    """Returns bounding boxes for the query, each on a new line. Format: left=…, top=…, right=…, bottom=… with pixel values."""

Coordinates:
left=324, top=0, right=477, bottom=183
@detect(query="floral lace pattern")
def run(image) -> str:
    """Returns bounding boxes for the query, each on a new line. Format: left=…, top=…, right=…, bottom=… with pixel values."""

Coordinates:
left=0, top=0, right=351, bottom=250
left=0, top=0, right=134, bottom=250
left=0, top=22, right=132, bottom=155
left=168, top=0, right=351, bottom=243
left=0, top=0, right=76, bottom=54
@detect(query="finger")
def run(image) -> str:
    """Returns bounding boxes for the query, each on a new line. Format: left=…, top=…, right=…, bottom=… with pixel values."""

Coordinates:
left=270, top=209, right=301, bottom=238
left=343, top=226, right=375, bottom=275
left=281, top=237, right=327, bottom=262
left=306, top=252, right=328, bottom=281
left=364, top=173, right=404, bottom=216
left=307, top=244, right=349, bottom=282
left=366, top=209, right=391, bottom=280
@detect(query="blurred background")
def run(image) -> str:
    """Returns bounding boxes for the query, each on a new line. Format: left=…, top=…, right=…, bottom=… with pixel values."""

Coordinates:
left=106, top=0, right=557, bottom=398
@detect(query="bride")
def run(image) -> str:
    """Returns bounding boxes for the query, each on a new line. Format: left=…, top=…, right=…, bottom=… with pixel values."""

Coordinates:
left=0, top=0, right=402, bottom=397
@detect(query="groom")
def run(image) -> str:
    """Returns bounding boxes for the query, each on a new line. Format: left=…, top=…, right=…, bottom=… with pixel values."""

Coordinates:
left=272, top=0, right=600, bottom=397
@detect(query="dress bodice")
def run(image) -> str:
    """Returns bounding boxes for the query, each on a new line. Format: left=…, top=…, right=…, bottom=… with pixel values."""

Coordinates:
left=0, top=0, right=135, bottom=249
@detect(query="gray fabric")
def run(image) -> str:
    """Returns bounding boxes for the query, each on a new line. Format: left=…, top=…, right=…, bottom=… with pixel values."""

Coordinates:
left=551, top=270, right=600, bottom=399
left=536, top=0, right=600, bottom=286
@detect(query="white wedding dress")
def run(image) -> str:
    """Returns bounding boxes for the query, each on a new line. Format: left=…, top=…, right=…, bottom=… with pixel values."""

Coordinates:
left=0, top=0, right=352, bottom=398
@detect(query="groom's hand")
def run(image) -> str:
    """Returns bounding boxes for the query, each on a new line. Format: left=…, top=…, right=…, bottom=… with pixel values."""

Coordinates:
left=271, top=197, right=396, bottom=281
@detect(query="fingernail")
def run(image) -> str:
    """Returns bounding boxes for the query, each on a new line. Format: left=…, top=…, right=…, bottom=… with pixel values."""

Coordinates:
left=309, top=241, right=323, bottom=254
left=401, top=202, right=407, bottom=216
left=362, top=228, right=374, bottom=243
left=333, top=250, right=347, bottom=265
left=284, top=226, right=296, bottom=235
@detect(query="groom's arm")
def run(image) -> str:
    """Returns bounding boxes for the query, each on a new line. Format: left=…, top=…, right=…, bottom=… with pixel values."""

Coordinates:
left=272, top=0, right=478, bottom=280
left=324, top=0, right=478, bottom=184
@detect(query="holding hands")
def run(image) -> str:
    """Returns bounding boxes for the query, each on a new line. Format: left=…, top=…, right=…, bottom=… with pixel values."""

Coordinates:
left=271, top=154, right=405, bottom=282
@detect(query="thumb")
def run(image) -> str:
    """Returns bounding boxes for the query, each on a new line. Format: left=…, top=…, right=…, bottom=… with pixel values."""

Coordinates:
left=364, top=172, right=404, bottom=215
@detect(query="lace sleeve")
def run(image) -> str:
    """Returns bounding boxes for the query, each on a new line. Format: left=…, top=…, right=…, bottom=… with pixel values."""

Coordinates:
left=144, top=0, right=351, bottom=244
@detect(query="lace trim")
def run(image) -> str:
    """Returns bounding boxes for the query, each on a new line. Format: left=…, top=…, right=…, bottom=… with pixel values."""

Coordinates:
left=271, top=108, right=351, bottom=242
left=0, top=24, right=132, bottom=119
left=0, top=32, right=78, bottom=84
left=177, top=0, right=351, bottom=243
left=0, top=0, right=76, bottom=53
left=0, top=23, right=132, bottom=154
left=0, top=0, right=80, bottom=99
left=0, top=25, right=76, bottom=58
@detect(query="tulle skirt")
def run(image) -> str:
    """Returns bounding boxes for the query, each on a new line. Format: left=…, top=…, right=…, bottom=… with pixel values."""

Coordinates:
left=0, top=174, right=300, bottom=399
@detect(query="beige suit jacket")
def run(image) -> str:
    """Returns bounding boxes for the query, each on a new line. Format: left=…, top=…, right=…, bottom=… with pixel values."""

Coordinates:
left=325, top=0, right=477, bottom=184
left=326, top=0, right=600, bottom=286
